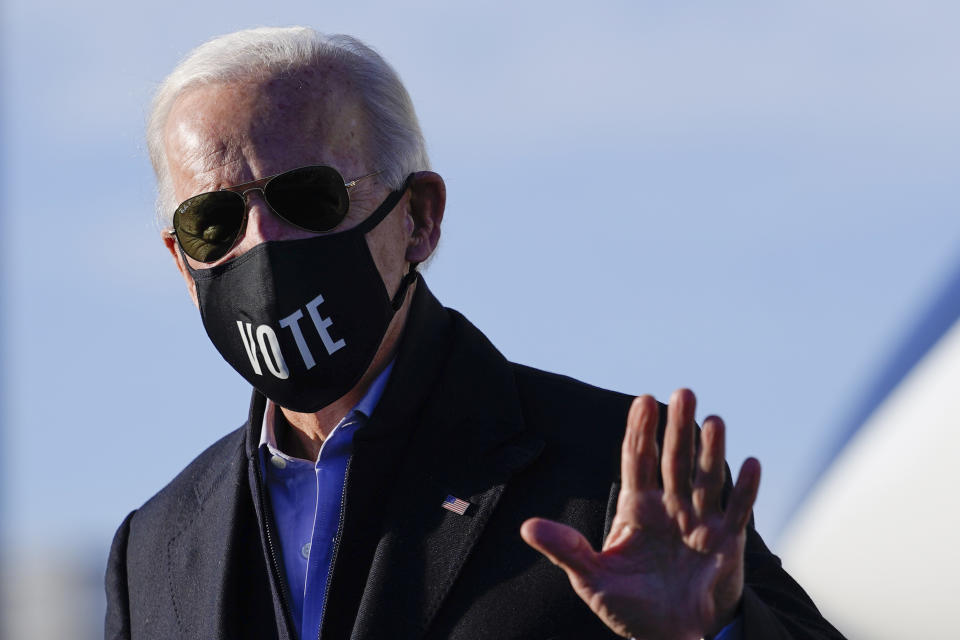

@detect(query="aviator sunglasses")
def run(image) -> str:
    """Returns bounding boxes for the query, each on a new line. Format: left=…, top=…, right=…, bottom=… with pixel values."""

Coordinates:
left=171, top=165, right=380, bottom=263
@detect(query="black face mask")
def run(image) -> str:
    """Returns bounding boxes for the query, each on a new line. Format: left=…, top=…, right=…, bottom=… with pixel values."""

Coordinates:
left=184, top=187, right=416, bottom=412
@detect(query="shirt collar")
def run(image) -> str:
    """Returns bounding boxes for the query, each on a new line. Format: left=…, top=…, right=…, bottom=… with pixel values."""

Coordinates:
left=259, top=359, right=395, bottom=458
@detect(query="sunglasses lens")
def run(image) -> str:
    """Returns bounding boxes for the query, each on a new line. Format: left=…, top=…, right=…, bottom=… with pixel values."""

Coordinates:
left=264, top=165, right=349, bottom=232
left=174, top=191, right=245, bottom=263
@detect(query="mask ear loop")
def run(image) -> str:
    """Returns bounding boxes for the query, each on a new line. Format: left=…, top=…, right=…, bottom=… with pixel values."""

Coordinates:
left=354, top=177, right=411, bottom=234
left=390, top=262, right=419, bottom=311
left=356, top=173, right=419, bottom=311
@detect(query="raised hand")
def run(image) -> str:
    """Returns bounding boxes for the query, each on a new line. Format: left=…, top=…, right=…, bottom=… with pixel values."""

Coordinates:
left=520, top=389, right=761, bottom=640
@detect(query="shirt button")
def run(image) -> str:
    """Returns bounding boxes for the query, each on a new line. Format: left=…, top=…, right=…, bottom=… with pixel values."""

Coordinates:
left=270, top=455, right=287, bottom=469
left=301, top=542, right=311, bottom=559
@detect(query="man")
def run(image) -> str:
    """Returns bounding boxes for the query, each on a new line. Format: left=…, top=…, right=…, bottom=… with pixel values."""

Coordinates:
left=106, top=27, right=842, bottom=639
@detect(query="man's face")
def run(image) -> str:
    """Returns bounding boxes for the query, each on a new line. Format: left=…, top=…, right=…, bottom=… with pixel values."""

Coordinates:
left=161, top=72, right=415, bottom=306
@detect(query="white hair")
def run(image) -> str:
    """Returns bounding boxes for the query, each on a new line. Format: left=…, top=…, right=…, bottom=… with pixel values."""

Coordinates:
left=147, top=26, right=430, bottom=227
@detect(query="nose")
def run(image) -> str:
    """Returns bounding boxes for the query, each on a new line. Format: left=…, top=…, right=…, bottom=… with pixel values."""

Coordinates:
left=232, top=190, right=316, bottom=252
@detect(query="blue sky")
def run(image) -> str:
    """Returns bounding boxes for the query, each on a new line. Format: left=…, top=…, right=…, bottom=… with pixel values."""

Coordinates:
left=2, top=0, right=959, bottom=564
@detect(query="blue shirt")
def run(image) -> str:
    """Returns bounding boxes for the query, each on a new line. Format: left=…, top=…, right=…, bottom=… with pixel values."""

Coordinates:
left=714, top=614, right=742, bottom=640
left=259, top=361, right=393, bottom=640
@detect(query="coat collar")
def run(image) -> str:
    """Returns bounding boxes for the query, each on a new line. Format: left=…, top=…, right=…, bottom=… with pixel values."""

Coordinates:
left=337, top=279, right=544, bottom=639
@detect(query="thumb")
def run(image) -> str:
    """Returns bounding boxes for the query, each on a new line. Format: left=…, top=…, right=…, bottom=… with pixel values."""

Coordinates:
left=521, top=518, right=597, bottom=580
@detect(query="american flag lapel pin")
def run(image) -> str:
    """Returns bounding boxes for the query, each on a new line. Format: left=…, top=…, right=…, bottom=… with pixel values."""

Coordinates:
left=441, top=494, right=471, bottom=515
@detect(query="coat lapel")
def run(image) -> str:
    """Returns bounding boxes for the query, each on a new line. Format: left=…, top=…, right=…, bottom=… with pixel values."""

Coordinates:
left=164, top=420, right=284, bottom=640
left=348, top=421, right=543, bottom=640
left=317, top=279, right=458, bottom=640
left=333, top=285, right=544, bottom=639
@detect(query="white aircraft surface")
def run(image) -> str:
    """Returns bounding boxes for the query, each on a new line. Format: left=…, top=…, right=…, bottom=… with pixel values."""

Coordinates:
left=780, top=267, right=960, bottom=638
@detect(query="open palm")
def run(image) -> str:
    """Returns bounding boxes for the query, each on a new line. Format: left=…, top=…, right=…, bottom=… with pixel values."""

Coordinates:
left=521, top=389, right=761, bottom=640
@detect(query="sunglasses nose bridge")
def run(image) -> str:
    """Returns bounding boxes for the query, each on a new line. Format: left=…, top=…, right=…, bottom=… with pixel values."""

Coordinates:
left=238, top=187, right=297, bottom=244
left=238, top=186, right=265, bottom=201
left=240, top=187, right=280, bottom=224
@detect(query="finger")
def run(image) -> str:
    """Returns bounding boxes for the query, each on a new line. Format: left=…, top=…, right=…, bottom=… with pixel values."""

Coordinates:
left=692, top=415, right=725, bottom=518
left=622, top=395, right=661, bottom=492
left=724, top=457, right=761, bottom=533
left=662, top=388, right=696, bottom=499
left=520, top=518, right=598, bottom=579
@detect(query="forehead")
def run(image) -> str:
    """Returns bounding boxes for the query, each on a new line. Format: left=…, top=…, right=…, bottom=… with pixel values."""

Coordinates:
left=163, top=69, right=371, bottom=193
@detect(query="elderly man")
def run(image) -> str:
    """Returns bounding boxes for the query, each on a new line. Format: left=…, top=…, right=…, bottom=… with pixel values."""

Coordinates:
left=106, top=27, right=842, bottom=640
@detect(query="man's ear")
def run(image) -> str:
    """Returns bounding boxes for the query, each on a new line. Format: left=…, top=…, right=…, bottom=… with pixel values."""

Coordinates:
left=162, top=230, right=200, bottom=309
left=405, top=171, right=445, bottom=263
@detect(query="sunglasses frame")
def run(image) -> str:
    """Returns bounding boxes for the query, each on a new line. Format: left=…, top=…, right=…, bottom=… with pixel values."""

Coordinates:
left=169, top=165, right=381, bottom=263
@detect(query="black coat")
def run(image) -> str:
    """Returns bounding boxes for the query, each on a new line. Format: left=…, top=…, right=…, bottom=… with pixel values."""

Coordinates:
left=106, top=280, right=843, bottom=639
